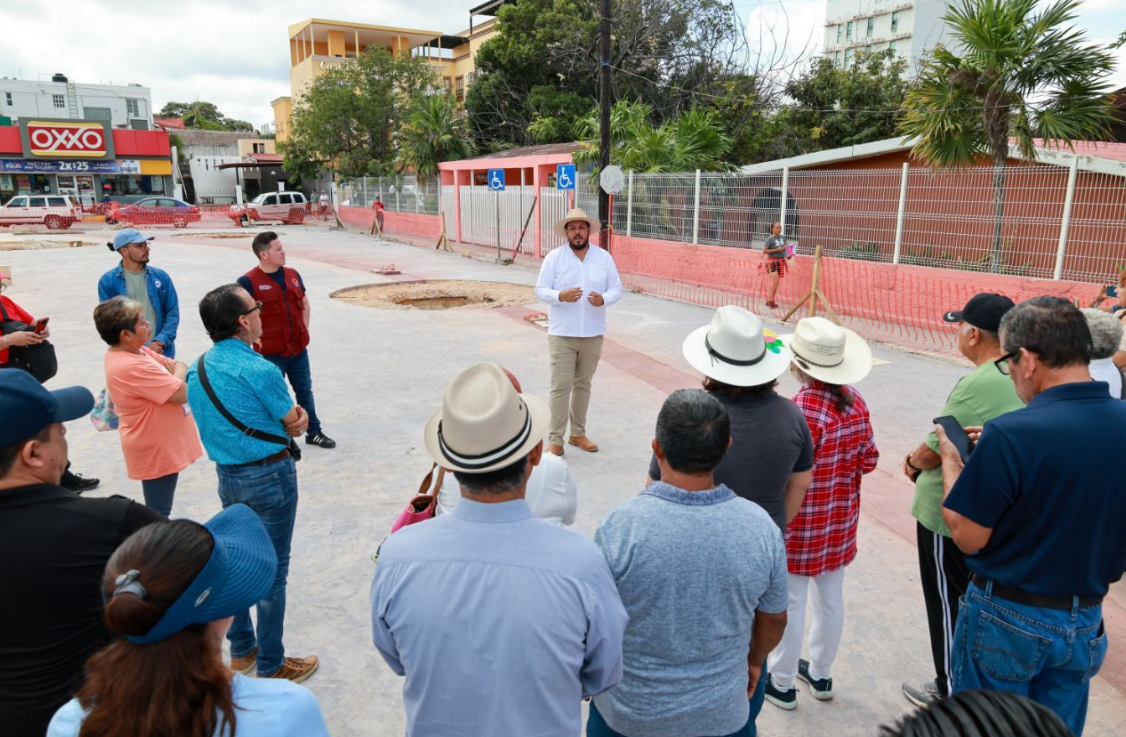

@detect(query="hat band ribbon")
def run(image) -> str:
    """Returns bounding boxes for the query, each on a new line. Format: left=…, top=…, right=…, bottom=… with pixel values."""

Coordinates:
left=705, top=336, right=766, bottom=367
left=792, top=339, right=845, bottom=369
left=437, top=407, right=533, bottom=470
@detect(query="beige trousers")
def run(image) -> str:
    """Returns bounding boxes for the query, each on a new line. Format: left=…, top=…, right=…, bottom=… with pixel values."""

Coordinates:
left=548, top=335, right=604, bottom=445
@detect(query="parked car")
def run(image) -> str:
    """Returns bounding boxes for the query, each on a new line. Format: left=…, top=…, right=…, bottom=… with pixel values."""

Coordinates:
left=107, top=197, right=201, bottom=228
left=0, top=194, right=80, bottom=230
left=228, top=192, right=308, bottom=226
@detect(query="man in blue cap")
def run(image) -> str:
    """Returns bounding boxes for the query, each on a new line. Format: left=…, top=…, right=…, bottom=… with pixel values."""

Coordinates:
left=0, top=369, right=162, bottom=737
left=97, top=229, right=180, bottom=357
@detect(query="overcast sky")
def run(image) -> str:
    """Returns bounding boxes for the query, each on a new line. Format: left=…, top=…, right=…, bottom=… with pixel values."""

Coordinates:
left=1, top=0, right=1123, bottom=128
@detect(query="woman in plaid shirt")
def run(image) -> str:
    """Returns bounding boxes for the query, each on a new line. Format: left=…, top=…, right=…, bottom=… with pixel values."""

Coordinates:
left=766, top=317, right=879, bottom=711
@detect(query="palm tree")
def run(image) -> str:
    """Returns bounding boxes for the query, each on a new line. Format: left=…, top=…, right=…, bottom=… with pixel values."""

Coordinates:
left=397, top=94, right=475, bottom=183
left=573, top=101, right=733, bottom=174
left=898, top=0, right=1118, bottom=272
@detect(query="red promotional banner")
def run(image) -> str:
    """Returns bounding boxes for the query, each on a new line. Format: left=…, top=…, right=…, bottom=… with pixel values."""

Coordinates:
left=25, top=121, right=108, bottom=158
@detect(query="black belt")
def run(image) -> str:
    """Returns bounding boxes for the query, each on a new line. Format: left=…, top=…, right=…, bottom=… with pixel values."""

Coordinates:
left=972, top=575, right=1102, bottom=610
left=230, top=448, right=291, bottom=468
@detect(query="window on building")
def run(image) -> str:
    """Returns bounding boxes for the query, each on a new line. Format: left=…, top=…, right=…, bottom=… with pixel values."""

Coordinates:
left=889, top=41, right=897, bottom=51
left=52, top=94, right=65, bottom=109
left=891, top=12, right=900, bottom=32
left=837, top=25, right=843, bottom=43
left=844, top=49, right=853, bottom=69
left=253, top=143, right=266, bottom=154
left=835, top=51, right=841, bottom=65
left=867, top=18, right=874, bottom=37
left=865, top=45, right=872, bottom=53
left=846, top=21, right=854, bottom=40
left=83, top=107, right=111, bottom=121
left=444, top=76, right=452, bottom=94
left=455, top=76, right=464, bottom=102
left=4, top=92, right=11, bottom=106
left=126, top=98, right=139, bottom=116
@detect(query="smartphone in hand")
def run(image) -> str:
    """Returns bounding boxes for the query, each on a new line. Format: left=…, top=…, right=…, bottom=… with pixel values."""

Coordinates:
left=1108, top=285, right=1119, bottom=298
left=934, top=416, right=972, bottom=463
left=33, top=317, right=49, bottom=334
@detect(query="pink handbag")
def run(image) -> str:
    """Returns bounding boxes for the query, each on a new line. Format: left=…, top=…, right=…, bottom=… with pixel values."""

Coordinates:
left=390, top=464, right=446, bottom=533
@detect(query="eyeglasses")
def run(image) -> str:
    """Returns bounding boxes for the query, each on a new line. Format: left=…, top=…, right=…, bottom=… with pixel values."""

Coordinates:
left=994, top=350, right=1019, bottom=375
left=242, top=301, right=263, bottom=316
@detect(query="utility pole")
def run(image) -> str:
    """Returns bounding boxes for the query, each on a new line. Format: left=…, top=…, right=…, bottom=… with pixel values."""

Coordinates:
left=598, top=0, right=611, bottom=236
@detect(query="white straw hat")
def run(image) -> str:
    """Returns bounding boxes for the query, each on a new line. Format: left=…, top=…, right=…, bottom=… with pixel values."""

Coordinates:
left=681, top=306, right=791, bottom=386
left=423, top=363, right=550, bottom=474
left=782, top=317, right=873, bottom=385
left=553, top=208, right=601, bottom=240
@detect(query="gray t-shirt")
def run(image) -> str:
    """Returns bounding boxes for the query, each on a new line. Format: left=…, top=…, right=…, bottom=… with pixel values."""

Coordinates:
left=594, top=482, right=787, bottom=737
left=122, top=269, right=157, bottom=330
left=763, top=234, right=786, bottom=259
left=649, top=390, right=814, bottom=528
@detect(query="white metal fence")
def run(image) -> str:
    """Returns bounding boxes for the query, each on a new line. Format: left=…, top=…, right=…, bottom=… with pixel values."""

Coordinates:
left=339, top=176, right=441, bottom=214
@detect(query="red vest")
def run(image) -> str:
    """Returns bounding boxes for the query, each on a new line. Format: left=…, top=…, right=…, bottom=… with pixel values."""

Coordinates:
left=243, top=266, right=310, bottom=357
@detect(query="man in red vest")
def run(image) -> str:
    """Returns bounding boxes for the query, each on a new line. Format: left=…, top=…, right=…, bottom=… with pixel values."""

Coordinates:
left=237, top=232, right=335, bottom=449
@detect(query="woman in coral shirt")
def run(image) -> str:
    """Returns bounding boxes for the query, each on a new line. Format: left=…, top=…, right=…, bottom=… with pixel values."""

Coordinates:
left=94, top=296, right=202, bottom=516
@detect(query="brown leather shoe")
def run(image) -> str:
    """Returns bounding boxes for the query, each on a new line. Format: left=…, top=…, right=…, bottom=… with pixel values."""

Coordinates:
left=568, top=436, right=599, bottom=453
left=547, top=443, right=565, bottom=456
left=263, top=655, right=320, bottom=684
left=229, top=647, right=257, bottom=675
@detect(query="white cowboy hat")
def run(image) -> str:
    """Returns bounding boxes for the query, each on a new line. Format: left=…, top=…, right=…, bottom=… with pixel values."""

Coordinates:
left=782, top=316, right=873, bottom=385
left=682, top=306, right=791, bottom=387
left=423, top=363, right=550, bottom=474
left=553, top=208, right=602, bottom=240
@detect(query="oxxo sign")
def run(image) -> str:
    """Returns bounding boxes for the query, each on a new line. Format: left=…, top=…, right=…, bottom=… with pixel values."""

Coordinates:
left=19, top=119, right=114, bottom=160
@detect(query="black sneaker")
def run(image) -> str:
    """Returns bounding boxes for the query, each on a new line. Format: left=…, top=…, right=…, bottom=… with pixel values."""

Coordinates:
left=765, top=673, right=797, bottom=710
left=797, top=659, right=833, bottom=701
left=902, top=680, right=941, bottom=708
left=61, top=470, right=100, bottom=493
left=306, top=431, right=336, bottom=449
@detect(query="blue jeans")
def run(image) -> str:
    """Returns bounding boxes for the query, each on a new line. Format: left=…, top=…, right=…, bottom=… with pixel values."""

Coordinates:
left=140, top=472, right=178, bottom=517
left=263, top=350, right=321, bottom=434
left=952, top=582, right=1108, bottom=736
left=215, top=456, right=298, bottom=676
left=587, top=669, right=765, bottom=737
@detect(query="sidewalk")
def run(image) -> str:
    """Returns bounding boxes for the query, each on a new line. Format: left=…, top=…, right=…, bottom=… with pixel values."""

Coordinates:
left=2, top=225, right=1122, bottom=736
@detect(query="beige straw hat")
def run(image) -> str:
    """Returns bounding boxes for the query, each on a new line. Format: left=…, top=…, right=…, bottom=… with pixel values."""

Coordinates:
left=782, top=316, right=873, bottom=385
left=681, top=306, right=791, bottom=386
left=553, top=208, right=601, bottom=240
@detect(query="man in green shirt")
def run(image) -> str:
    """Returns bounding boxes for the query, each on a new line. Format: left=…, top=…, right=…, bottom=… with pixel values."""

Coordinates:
left=900, top=294, right=1024, bottom=707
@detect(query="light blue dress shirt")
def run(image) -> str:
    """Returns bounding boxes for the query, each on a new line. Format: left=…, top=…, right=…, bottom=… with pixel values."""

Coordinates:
left=370, top=497, right=628, bottom=737
left=186, top=338, right=295, bottom=466
left=48, top=673, right=331, bottom=736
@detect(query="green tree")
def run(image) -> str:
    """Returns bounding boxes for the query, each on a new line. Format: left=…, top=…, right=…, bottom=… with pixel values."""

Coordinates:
left=280, top=48, right=438, bottom=179
left=771, top=51, right=913, bottom=159
left=397, top=94, right=475, bottom=182
left=158, top=101, right=257, bottom=132
left=573, top=100, right=733, bottom=173
left=898, top=0, right=1119, bottom=270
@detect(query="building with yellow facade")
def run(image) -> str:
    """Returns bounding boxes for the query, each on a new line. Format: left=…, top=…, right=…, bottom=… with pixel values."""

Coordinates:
left=271, top=2, right=506, bottom=142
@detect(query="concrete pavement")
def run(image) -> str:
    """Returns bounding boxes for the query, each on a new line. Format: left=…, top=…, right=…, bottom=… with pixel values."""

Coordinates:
left=3, top=223, right=1123, bottom=736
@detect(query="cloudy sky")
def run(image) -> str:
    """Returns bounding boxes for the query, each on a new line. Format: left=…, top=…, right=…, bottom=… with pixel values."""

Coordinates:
left=1, top=0, right=1124, bottom=128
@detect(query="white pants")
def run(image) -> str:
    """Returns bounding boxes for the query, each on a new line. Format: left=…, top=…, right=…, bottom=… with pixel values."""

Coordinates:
left=767, top=568, right=846, bottom=689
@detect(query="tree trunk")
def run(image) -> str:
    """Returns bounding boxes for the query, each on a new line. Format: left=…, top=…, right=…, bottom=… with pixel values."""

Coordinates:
left=991, top=162, right=1006, bottom=273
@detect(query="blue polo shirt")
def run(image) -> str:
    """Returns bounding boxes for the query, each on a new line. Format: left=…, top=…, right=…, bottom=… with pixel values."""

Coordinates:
left=186, top=339, right=295, bottom=466
left=944, top=381, right=1126, bottom=597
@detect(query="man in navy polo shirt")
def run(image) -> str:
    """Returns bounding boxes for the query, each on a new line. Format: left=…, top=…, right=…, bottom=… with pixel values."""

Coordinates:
left=936, top=296, right=1126, bottom=736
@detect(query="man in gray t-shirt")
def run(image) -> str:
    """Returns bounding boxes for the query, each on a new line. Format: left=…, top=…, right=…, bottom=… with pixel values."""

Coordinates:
left=594, top=390, right=788, bottom=737
left=762, top=221, right=788, bottom=309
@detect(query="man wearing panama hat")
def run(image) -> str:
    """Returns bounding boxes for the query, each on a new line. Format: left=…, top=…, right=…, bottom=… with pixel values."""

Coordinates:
left=370, top=363, right=627, bottom=737
left=534, top=208, right=623, bottom=456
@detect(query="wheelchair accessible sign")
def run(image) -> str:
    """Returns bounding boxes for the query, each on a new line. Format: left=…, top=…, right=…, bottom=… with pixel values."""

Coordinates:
left=556, top=164, right=576, bottom=190
left=487, top=169, right=505, bottom=191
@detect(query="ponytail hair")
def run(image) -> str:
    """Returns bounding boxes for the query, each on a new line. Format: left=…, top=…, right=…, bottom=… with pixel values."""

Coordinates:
left=76, top=521, right=237, bottom=737
left=824, top=382, right=854, bottom=413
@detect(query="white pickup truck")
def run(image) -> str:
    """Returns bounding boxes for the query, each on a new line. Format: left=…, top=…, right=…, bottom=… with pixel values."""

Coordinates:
left=0, top=194, right=81, bottom=230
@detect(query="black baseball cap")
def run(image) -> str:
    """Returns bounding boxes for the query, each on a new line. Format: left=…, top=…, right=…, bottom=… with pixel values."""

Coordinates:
left=0, top=369, right=94, bottom=446
left=943, top=293, right=1016, bottom=333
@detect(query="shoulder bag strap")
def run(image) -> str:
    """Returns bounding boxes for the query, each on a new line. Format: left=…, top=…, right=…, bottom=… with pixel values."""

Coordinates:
left=197, top=350, right=289, bottom=447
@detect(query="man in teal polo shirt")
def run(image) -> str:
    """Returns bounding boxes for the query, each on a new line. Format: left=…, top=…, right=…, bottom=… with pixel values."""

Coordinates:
left=186, top=283, right=319, bottom=684
left=900, top=294, right=1024, bottom=707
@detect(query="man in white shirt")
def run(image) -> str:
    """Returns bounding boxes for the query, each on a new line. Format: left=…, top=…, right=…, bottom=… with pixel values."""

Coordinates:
left=534, top=208, right=623, bottom=456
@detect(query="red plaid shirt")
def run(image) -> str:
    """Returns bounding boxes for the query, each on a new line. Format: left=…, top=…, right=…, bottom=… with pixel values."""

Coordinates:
left=785, top=382, right=879, bottom=577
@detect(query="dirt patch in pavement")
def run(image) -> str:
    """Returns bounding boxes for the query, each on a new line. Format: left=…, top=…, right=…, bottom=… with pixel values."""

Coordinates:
left=170, top=233, right=249, bottom=239
left=331, top=280, right=536, bottom=311
left=0, top=239, right=101, bottom=250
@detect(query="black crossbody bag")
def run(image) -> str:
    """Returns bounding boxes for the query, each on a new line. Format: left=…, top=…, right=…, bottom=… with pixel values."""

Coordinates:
left=196, top=351, right=302, bottom=462
left=0, top=301, right=57, bottom=383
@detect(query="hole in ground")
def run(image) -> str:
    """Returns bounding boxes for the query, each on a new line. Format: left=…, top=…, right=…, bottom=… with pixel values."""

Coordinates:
left=331, top=280, right=534, bottom=311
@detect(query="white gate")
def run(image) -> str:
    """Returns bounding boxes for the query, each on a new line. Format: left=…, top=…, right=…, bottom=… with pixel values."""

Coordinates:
left=539, top=188, right=569, bottom=255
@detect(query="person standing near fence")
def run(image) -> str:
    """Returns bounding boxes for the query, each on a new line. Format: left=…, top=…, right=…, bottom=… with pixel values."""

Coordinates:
left=900, top=293, right=1023, bottom=707
left=534, top=208, right=623, bottom=457
left=762, top=222, right=788, bottom=310
left=371, top=197, right=385, bottom=237
left=98, top=230, right=180, bottom=358
left=237, top=232, right=335, bottom=450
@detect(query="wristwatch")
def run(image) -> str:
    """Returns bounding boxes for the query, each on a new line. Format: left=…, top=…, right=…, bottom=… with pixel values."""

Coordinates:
left=905, top=454, right=923, bottom=472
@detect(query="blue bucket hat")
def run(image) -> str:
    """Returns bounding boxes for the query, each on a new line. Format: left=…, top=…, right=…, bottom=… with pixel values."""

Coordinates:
left=0, top=369, right=94, bottom=446
left=112, top=229, right=154, bottom=251
left=123, top=504, right=277, bottom=644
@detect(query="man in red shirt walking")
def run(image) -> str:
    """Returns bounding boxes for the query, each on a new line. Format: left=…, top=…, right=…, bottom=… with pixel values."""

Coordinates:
left=236, top=232, right=335, bottom=449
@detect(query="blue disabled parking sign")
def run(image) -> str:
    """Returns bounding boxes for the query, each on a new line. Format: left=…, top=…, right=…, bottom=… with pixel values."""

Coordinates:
left=556, top=164, right=576, bottom=190
left=487, top=168, right=505, bottom=191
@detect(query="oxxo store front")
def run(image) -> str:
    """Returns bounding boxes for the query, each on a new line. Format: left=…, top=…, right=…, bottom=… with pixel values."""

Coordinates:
left=0, top=119, right=173, bottom=209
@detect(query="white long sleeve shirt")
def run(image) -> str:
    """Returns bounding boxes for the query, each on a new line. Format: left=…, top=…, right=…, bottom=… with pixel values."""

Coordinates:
left=534, top=245, right=623, bottom=337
